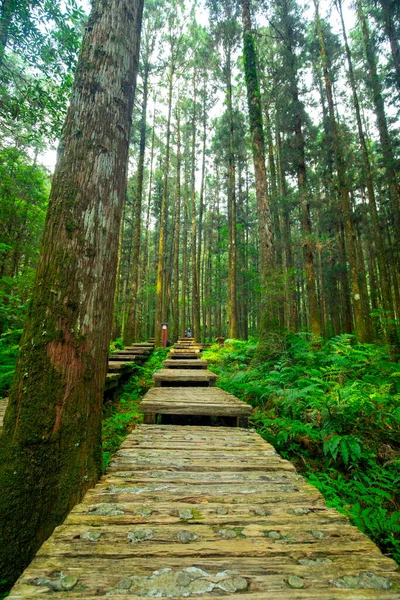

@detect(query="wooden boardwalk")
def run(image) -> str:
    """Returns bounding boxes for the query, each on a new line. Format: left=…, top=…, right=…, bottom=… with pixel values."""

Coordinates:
left=9, top=424, right=400, bottom=599
left=7, top=337, right=400, bottom=598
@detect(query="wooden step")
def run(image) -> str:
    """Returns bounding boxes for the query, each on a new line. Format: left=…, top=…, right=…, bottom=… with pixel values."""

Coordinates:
left=162, top=359, right=208, bottom=369
left=10, top=424, right=400, bottom=599
left=173, top=344, right=201, bottom=350
left=107, top=362, right=136, bottom=373
left=167, top=353, right=201, bottom=360
left=140, top=388, right=252, bottom=425
left=152, top=369, right=217, bottom=387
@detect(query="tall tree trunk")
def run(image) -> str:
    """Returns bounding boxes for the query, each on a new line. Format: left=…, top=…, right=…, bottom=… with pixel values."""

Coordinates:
left=226, top=50, right=238, bottom=339
left=172, top=104, right=181, bottom=342
left=314, top=0, right=370, bottom=342
left=0, top=0, right=143, bottom=588
left=125, top=53, right=150, bottom=344
left=284, top=14, right=321, bottom=336
left=112, top=200, right=126, bottom=339
left=276, top=130, right=298, bottom=332
left=240, top=0, right=273, bottom=334
left=155, top=64, right=173, bottom=346
left=191, top=72, right=201, bottom=340
left=139, top=99, right=156, bottom=341
left=181, top=152, right=189, bottom=336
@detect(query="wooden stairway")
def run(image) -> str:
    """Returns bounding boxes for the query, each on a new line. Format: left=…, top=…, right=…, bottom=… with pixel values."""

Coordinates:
left=6, top=336, right=400, bottom=598
left=139, top=338, right=251, bottom=425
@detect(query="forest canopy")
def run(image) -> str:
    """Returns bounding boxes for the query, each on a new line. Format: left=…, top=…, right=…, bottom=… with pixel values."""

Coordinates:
left=1, top=0, right=399, bottom=350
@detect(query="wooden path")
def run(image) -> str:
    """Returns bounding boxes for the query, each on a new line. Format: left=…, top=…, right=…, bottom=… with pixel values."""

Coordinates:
left=140, top=338, right=251, bottom=425
left=7, top=336, right=400, bottom=598
left=9, top=424, right=400, bottom=598
left=0, top=343, right=153, bottom=434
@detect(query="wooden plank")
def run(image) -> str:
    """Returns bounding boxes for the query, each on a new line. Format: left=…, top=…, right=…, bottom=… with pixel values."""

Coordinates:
left=162, top=360, right=208, bottom=369
left=139, top=387, right=252, bottom=419
left=152, top=369, right=218, bottom=387
left=167, top=352, right=200, bottom=359
left=9, top=424, right=400, bottom=599
left=107, top=362, right=136, bottom=373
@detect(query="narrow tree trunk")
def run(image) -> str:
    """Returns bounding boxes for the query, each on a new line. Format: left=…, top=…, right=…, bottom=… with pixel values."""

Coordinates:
left=226, top=51, right=238, bottom=339
left=181, top=153, right=189, bottom=336
left=112, top=200, right=126, bottom=339
left=276, top=130, right=298, bottom=332
left=191, top=72, right=201, bottom=341
left=155, top=65, right=173, bottom=346
left=125, top=56, right=150, bottom=344
left=314, top=0, right=370, bottom=342
left=0, top=0, right=143, bottom=587
left=284, top=16, right=321, bottom=336
left=240, top=0, right=273, bottom=334
left=172, top=105, right=182, bottom=342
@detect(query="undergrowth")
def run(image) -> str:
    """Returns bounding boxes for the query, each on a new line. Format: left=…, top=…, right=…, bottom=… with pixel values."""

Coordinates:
left=203, top=334, right=400, bottom=564
left=102, top=347, right=169, bottom=470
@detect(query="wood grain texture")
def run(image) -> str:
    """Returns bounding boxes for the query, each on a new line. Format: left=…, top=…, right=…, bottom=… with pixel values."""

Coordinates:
left=139, top=387, right=253, bottom=418
left=162, top=360, right=208, bottom=369
left=152, top=369, right=218, bottom=387
left=9, top=424, right=400, bottom=599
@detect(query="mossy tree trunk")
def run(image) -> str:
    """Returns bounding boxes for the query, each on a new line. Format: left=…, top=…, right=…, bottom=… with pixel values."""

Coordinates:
left=0, top=0, right=143, bottom=589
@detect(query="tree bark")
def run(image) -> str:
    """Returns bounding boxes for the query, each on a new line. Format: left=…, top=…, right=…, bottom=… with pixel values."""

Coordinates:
left=191, top=71, right=201, bottom=341
left=155, top=63, right=173, bottom=346
left=172, top=104, right=181, bottom=342
left=0, top=0, right=143, bottom=588
left=226, top=49, right=238, bottom=339
left=125, top=50, right=150, bottom=344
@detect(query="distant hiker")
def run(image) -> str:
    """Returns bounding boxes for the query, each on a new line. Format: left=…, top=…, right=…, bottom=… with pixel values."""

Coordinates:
left=185, top=328, right=192, bottom=338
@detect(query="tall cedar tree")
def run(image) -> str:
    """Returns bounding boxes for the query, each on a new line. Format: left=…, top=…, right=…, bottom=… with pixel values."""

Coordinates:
left=240, top=0, right=273, bottom=330
left=0, top=0, right=143, bottom=587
